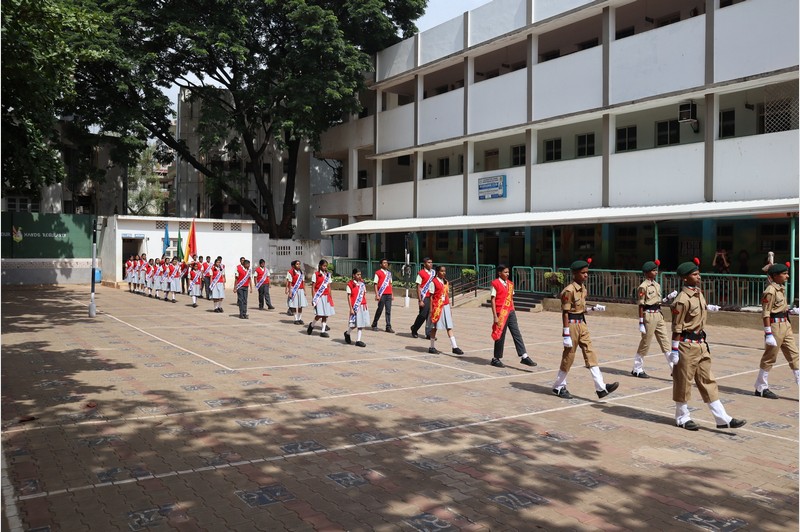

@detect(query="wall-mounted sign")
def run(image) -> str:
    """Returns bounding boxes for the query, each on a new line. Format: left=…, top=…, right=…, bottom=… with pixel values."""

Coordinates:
left=478, top=175, right=507, bottom=200
left=121, top=233, right=145, bottom=239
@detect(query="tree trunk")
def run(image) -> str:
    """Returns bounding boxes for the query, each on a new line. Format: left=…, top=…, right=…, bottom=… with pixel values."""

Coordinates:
left=277, top=132, right=300, bottom=238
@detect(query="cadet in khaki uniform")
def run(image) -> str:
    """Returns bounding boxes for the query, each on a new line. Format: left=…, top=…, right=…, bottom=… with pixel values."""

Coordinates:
left=631, top=260, right=678, bottom=378
left=670, top=260, right=745, bottom=431
left=754, top=262, right=800, bottom=399
left=552, top=259, right=619, bottom=399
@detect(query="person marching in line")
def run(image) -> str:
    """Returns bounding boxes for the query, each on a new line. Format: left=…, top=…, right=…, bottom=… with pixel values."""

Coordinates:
left=754, top=261, right=800, bottom=399
left=125, top=255, right=135, bottom=292
left=201, top=255, right=212, bottom=300
left=132, top=254, right=142, bottom=293
left=188, top=261, right=204, bottom=308
left=182, top=254, right=197, bottom=295
left=285, top=260, right=308, bottom=325
left=631, top=259, right=678, bottom=378
left=234, top=258, right=253, bottom=319
left=344, top=268, right=369, bottom=347
left=371, top=258, right=395, bottom=333
left=427, top=265, right=464, bottom=355
left=410, top=257, right=435, bottom=339
left=167, top=257, right=181, bottom=303
left=161, top=257, right=174, bottom=301
left=153, top=258, right=163, bottom=299
left=308, top=259, right=335, bottom=337
left=145, top=258, right=155, bottom=297
left=552, top=259, right=618, bottom=399
left=209, top=256, right=226, bottom=312
left=254, top=259, right=275, bottom=310
left=670, top=259, right=745, bottom=431
left=490, top=264, right=536, bottom=368
left=137, top=254, right=148, bottom=294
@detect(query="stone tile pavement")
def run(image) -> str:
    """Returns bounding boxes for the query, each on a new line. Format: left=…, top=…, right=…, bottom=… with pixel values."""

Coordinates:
left=1, top=285, right=797, bottom=531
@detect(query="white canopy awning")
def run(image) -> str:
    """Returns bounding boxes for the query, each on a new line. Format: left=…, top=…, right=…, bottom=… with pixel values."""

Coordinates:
left=321, top=198, right=799, bottom=235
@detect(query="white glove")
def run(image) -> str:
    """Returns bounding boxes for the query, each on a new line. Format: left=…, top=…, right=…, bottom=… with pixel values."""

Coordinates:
left=663, top=290, right=678, bottom=303
left=638, top=320, right=646, bottom=334
left=591, top=304, right=606, bottom=312
left=707, top=304, right=720, bottom=312
left=668, top=340, right=680, bottom=365
left=562, top=327, right=573, bottom=348
left=765, top=327, right=777, bottom=347
left=790, top=307, right=800, bottom=316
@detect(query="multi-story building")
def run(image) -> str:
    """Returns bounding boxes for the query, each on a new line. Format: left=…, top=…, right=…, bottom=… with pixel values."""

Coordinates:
left=314, top=0, right=798, bottom=273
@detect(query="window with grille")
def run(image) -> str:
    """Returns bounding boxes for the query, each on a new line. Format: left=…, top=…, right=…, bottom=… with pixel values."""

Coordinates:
left=511, top=145, right=526, bottom=166
left=276, top=245, right=292, bottom=256
left=179, top=221, right=190, bottom=230
left=656, top=120, right=680, bottom=146
left=543, top=139, right=561, bottom=162
left=156, top=221, right=167, bottom=229
left=616, top=126, right=637, bottom=152
left=615, top=226, right=637, bottom=251
left=357, top=170, right=368, bottom=189
left=576, top=227, right=596, bottom=251
left=759, top=222, right=790, bottom=252
left=719, top=109, right=735, bottom=138
left=212, top=223, right=224, bottom=231
left=230, top=223, right=242, bottom=232
left=576, top=134, right=595, bottom=157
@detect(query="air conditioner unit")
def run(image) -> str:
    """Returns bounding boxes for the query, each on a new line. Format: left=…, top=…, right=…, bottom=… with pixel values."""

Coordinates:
left=678, top=102, right=697, bottom=122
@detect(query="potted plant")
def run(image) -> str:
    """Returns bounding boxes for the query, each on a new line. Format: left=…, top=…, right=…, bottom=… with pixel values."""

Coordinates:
left=544, top=271, right=565, bottom=297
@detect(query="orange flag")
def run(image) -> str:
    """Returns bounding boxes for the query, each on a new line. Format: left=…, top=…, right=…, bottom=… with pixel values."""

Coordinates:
left=183, top=219, right=197, bottom=263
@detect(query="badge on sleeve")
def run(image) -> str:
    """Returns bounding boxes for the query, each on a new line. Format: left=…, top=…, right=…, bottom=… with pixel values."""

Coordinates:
left=672, top=308, right=680, bottom=315
left=761, top=296, right=770, bottom=305
left=561, top=292, right=570, bottom=303
left=638, top=288, right=646, bottom=298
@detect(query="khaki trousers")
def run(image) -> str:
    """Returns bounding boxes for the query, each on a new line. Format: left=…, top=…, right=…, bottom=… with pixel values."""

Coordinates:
left=759, top=321, right=799, bottom=371
left=560, top=322, right=598, bottom=372
left=672, top=341, right=720, bottom=403
left=637, top=311, right=671, bottom=355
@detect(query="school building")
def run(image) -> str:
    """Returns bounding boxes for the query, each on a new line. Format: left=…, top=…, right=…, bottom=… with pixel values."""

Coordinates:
left=313, top=0, right=799, bottom=280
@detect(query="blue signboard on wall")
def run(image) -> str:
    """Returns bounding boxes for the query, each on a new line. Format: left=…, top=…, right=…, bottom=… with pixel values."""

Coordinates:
left=478, top=174, right=507, bottom=200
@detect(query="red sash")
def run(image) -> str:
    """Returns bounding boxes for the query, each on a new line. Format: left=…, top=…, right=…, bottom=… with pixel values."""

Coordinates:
left=348, top=280, right=367, bottom=310
left=235, top=265, right=250, bottom=290
left=430, top=277, right=449, bottom=324
left=376, top=269, right=393, bottom=296
left=313, top=272, right=333, bottom=305
left=255, top=267, right=270, bottom=288
left=491, top=279, right=515, bottom=341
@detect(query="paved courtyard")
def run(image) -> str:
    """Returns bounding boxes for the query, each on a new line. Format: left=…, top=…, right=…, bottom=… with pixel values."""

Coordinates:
left=1, top=285, right=798, bottom=531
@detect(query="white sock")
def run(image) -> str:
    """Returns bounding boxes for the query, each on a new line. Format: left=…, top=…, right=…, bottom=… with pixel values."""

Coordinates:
left=449, top=336, right=457, bottom=349
left=294, top=314, right=299, bottom=322
left=357, top=329, right=362, bottom=342
left=708, top=399, right=732, bottom=425
left=754, top=369, right=769, bottom=392
left=192, top=296, right=196, bottom=304
left=430, top=337, right=436, bottom=348
left=553, top=370, right=568, bottom=390
left=675, top=402, right=691, bottom=425
left=632, top=354, right=644, bottom=374
left=794, top=369, right=800, bottom=385
left=321, top=322, right=327, bottom=332
left=521, top=353, right=529, bottom=359
left=589, top=366, right=607, bottom=392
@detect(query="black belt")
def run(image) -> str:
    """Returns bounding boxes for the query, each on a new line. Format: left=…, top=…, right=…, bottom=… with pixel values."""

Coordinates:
left=771, top=311, right=788, bottom=320
left=680, top=330, right=706, bottom=341
left=642, top=304, right=661, bottom=311
left=568, top=313, right=585, bottom=323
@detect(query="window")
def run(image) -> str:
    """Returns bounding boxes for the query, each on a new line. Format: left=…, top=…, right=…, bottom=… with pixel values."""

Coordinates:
left=716, top=224, right=733, bottom=253
left=539, top=50, right=560, bottom=63
left=759, top=222, right=790, bottom=252
left=511, top=145, right=526, bottom=166
left=397, top=155, right=411, bottom=166
left=437, top=157, right=450, bottom=177
left=357, top=170, right=368, bottom=189
left=545, top=228, right=561, bottom=251
left=576, top=133, right=595, bottom=157
left=719, top=109, right=735, bottom=138
left=577, top=38, right=599, bottom=51
left=436, top=231, right=450, bottom=250
left=616, top=226, right=637, bottom=251
left=543, top=139, right=561, bottom=162
left=615, top=26, right=634, bottom=39
left=757, top=100, right=796, bottom=134
left=616, top=126, right=637, bottom=152
left=656, top=120, right=680, bottom=146
left=576, top=227, right=596, bottom=251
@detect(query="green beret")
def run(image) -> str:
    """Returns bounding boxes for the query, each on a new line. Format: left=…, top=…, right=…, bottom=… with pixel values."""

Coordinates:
left=570, top=260, right=589, bottom=271
left=642, top=261, right=659, bottom=272
left=768, top=263, right=789, bottom=275
left=676, top=261, right=699, bottom=277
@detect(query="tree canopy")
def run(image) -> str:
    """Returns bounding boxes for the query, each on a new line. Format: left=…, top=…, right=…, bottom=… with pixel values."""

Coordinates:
left=3, top=0, right=426, bottom=235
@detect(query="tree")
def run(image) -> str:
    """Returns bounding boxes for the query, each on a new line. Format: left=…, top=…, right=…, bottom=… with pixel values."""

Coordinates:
left=72, top=0, right=425, bottom=237
left=127, top=144, right=169, bottom=215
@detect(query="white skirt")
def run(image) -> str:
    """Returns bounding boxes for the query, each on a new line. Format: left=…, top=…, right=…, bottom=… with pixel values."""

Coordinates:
left=170, top=279, right=181, bottom=292
left=211, top=283, right=225, bottom=299
left=138, top=272, right=147, bottom=284
left=125, top=271, right=133, bottom=282
left=146, top=277, right=154, bottom=289
left=314, top=297, right=335, bottom=317
left=288, top=290, right=308, bottom=308
left=428, top=304, right=454, bottom=331
left=348, top=306, right=370, bottom=328
left=189, top=283, right=203, bottom=296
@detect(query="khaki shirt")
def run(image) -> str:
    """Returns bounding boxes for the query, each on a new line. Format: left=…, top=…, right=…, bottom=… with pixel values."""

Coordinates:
left=761, top=282, right=787, bottom=318
left=637, top=280, right=662, bottom=306
left=671, top=286, right=707, bottom=334
left=561, top=282, right=587, bottom=313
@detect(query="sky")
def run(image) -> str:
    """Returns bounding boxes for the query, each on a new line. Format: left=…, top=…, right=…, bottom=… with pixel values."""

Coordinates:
left=165, top=0, right=491, bottom=108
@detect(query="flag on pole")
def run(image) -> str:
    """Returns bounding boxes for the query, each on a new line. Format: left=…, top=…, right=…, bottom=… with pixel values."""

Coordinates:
left=177, top=227, right=184, bottom=262
left=183, top=219, right=197, bottom=263
left=162, top=222, right=169, bottom=256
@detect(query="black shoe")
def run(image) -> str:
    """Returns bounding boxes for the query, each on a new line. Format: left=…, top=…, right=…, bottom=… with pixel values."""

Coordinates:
left=631, top=371, right=650, bottom=379
left=259, top=307, right=264, bottom=310
left=490, top=358, right=505, bottom=368
left=410, top=328, right=418, bottom=338
left=192, top=303, right=198, bottom=308
left=597, top=382, right=619, bottom=399
left=520, top=357, right=537, bottom=367
left=244, top=314, right=249, bottom=319
left=344, top=331, right=351, bottom=344
left=320, top=332, right=329, bottom=338
left=428, top=347, right=438, bottom=354
left=267, top=306, right=275, bottom=310
left=164, top=297, right=169, bottom=301
left=754, top=389, right=779, bottom=399
left=553, top=388, right=573, bottom=399
left=148, top=295, right=153, bottom=298
left=218, top=308, right=224, bottom=314
left=355, top=341, right=366, bottom=348
left=425, top=335, right=431, bottom=340
left=307, top=323, right=314, bottom=335
left=386, top=327, right=395, bottom=333
left=239, top=314, right=246, bottom=319
left=296, top=320, right=304, bottom=325
left=172, top=299, right=177, bottom=303
left=678, top=420, right=700, bottom=431
left=452, top=347, right=464, bottom=355
left=716, top=418, right=746, bottom=429
left=371, top=325, right=379, bottom=331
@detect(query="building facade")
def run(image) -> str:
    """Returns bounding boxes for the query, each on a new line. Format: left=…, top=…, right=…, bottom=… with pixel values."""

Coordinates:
left=314, top=0, right=799, bottom=273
